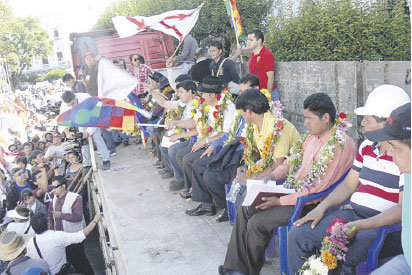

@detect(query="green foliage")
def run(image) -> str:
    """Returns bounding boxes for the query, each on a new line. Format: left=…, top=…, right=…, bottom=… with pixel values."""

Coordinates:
left=44, top=69, right=66, bottom=82
left=0, top=2, right=53, bottom=90
left=266, top=0, right=411, bottom=61
left=93, top=0, right=273, bottom=53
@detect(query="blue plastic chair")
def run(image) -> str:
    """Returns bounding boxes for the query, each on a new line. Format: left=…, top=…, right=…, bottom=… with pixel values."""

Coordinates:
left=276, top=168, right=351, bottom=275
left=356, top=223, right=402, bottom=274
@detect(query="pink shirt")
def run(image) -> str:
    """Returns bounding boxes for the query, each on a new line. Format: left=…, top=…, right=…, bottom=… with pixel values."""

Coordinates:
left=128, top=64, right=154, bottom=95
left=274, top=128, right=356, bottom=205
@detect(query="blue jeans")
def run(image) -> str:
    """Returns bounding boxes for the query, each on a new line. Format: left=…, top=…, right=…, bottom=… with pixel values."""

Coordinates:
left=371, top=255, right=411, bottom=275
left=100, top=128, right=116, bottom=154
left=111, top=130, right=129, bottom=143
left=82, top=128, right=110, bottom=166
left=159, top=146, right=171, bottom=168
left=288, top=208, right=402, bottom=275
left=168, top=140, right=189, bottom=183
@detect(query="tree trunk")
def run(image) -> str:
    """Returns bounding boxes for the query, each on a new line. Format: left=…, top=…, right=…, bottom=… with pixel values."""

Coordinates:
left=10, top=72, right=19, bottom=91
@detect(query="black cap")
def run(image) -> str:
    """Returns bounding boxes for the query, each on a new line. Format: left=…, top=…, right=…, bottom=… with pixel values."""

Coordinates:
left=149, top=72, right=164, bottom=83
left=198, top=76, right=223, bottom=94
left=365, top=103, right=411, bottom=142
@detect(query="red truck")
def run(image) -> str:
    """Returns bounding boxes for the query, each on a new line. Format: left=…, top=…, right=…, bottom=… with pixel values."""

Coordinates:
left=69, top=29, right=175, bottom=76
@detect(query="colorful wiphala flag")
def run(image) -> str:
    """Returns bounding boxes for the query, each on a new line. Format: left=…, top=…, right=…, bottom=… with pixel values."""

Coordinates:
left=224, top=0, right=245, bottom=41
left=57, top=97, right=149, bottom=130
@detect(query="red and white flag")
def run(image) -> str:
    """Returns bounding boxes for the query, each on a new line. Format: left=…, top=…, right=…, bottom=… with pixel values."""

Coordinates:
left=112, top=5, right=202, bottom=42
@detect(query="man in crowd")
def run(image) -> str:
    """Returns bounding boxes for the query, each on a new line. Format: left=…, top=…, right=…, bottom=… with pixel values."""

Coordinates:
left=44, top=133, right=66, bottom=173
left=0, top=232, right=50, bottom=274
left=186, top=74, right=260, bottom=221
left=48, top=175, right=93, bottom=274
left=81, top=51, right=99, bottom=96
left=220, top=93, right=356, bottom=275
left=170, top=34, right=199, bottom=74
left=27, top=212, right=101, bottom=275
left=60, top=90, right=111, bottom=170
left=368, top=103, right=411, bottom=275
left=62, top=73, right=86, bottom=93
left=6, top=167, right=37, bottom=210
left=209, top=41, right=240, bottom=88
left=287, top=85, right=410, bottom=274
left=174, top=76, right=236, bottom=196
left=22, top=189, right=48, bottom=217
left=188, top=47, right=212, bottom=83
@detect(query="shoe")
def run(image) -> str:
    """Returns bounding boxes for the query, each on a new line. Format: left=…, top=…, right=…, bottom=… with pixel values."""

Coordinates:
left=101, top=161, right=111, bottom=170
left=169, top=181, right=184, bottom=191
left=114, top=142, right=121, bottom=146
left=216, top=208, right=229, bottom=222
left=158, top=169, right=169, bottom=175
left=123, top=141, right=129, bottom=146
left=162, top=171, right=174, bottom=179
left=154, top=160, right=162, bottom=166
left=185, top=204, right=216, bottom=216
left=110, top=152, right=117, bottom=157
left=179, top=190, right=192, bottom=199
left=218, top=266, right=233, bottom=275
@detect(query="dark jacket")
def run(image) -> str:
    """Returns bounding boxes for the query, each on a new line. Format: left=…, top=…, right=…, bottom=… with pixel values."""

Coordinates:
left=207, top=138, right=244, bottom=184
left=6, top=181, right=37, bottom=210
left=189, top=58, right=212, bottom=83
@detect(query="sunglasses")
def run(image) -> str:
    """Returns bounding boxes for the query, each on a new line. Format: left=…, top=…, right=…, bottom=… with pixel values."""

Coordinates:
left=53, top=183, right=64, bottom=189
left=133, top=58, right=138, bottom=62
left=15, top=172, right=24, bottom=177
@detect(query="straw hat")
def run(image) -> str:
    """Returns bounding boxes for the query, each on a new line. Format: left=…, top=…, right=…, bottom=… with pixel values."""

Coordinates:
left=0, top=231, right=30, bottom=261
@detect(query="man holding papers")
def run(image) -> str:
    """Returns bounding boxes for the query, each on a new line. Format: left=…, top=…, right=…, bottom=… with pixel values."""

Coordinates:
left=219, top=93, right=356, bottom=275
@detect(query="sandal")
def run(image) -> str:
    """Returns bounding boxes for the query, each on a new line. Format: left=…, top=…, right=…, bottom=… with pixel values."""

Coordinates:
left=179, top=190, right=192, bottom=199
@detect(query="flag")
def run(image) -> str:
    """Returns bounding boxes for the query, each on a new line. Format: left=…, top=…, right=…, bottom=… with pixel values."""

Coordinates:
left=57, top=97, right=151, bottom=131
left=98, top=57, right=139, bottom=100
left=224, top=0, right=245, bottom=41
left=112, top=5, right=202, bottom=42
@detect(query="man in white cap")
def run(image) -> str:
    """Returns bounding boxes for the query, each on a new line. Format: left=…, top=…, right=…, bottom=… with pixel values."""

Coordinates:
left=0, top=231, right=50, bottom=275
left=288, top=84, right=411, bottom=274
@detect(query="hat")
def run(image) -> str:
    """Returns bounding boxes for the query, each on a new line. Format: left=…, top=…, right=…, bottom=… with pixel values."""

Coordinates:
left=0, top=231, right=30, bottom=261
left=149, top=72, right=164, bottom=83
left=354, top=85, right=410, bottom=118
left=149, top=72, right=170, bottom=90
left=83, top=51, right=95, bottom=58
left=7, top=206, right=30, bottom=220
left=198, top=76, right=223, bottom=94
left=365, top=103, right=411, bottom=142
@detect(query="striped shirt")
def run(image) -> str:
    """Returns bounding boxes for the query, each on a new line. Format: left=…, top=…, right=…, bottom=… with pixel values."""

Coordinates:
left=127, top=64, right=154, bottom=95
left=350, top=139, right=401, bottom=218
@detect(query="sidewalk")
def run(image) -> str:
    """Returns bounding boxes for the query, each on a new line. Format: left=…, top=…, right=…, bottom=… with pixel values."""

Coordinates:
left=95, top=143, right=279, bottom=274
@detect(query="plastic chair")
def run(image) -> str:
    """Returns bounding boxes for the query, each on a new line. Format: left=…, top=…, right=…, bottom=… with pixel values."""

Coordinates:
left=225, top=184, right=237, bottom=226
left=276, top=168, right=351, bottom=275
left=356, top=223, right=402, bottom=274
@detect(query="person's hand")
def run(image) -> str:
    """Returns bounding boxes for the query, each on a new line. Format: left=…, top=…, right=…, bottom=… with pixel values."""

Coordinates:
left=93, top=213, right=102, bottom=223
left=293, top=205, right=326, bottom=229
left=65, top=131, right=74, bottom=139
left=192, top=139, right=207, bottom=152
left=345, top=220, right=362, bottom=241
left=256, top=196, right=280, bottom=210
left=17, top=201, right=26, bottom=207
left=52, top=211, right=61, bottom=218
left=200, top=145, right=214, bottom=158
left=169, top=135, right=180, bottom=142
left=166, top=57, right=175, bottom=68
left=165, top=121, right=176, bottom=130
left=233, top=47, right=242, bottom=57
left=49, top=163, right=56, bottom=171
left=82, top=132, right=90, bottom=139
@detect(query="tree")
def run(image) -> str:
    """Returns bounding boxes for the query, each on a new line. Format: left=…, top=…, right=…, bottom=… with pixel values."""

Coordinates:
left=44, top=68, right=66, bottom=82
left=93, top=0, right=274, bottom=55
left=265, top=0, right=411, bottom=61
left=0, top=2, right=53, bottom=91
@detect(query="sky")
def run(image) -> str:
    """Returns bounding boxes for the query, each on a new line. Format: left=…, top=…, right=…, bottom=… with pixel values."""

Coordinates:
left=7, top=0, right=116, bottom=33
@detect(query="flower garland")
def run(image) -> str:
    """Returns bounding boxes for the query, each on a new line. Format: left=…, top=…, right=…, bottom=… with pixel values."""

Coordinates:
left=191, top=89, right=232, bottom=139
left=165, top=98, right=186, bottom=135
left=299, top=218, right=356, bottom=275
left=239, top=101, right=285, bottom=177
left=225, top=89, right=272, bottom=146
left=284, top=112, right=352, bottom=191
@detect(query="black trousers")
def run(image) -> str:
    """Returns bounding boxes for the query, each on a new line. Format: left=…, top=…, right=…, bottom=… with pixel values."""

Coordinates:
left=176, top=144, right=205, bottom=190
left=66, top=241, right=94, bottom=275
left=191, top=155, right=214, bottom=204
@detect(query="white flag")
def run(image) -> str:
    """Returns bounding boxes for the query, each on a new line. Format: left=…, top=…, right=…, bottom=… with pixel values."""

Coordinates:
left=97, top=57, right=139, bottom=100
left=112, top=5, right=202, bottom=42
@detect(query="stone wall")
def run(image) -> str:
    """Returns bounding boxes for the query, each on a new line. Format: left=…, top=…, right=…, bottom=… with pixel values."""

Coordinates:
left=275, top=61, right=411, bottom=144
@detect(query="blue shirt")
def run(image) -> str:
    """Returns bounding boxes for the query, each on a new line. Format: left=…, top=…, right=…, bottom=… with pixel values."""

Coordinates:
left=16, top=181, right=34, bottom=202
left=401, top=173, right=411, bottom=267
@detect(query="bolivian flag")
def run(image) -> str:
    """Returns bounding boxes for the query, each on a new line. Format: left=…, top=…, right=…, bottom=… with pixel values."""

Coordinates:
left=57, top=97, right=150, bottom=131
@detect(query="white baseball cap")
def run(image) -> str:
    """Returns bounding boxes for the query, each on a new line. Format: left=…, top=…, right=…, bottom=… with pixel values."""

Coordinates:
left=354, top=85, right=410, bottom=118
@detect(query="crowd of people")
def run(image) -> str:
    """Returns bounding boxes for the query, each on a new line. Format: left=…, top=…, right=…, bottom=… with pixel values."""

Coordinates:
left=0, top=28, right=410, bottom=275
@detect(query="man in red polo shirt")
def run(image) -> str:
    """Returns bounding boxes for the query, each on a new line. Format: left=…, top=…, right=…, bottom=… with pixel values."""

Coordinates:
left=247, top=30, right=278, bottom=100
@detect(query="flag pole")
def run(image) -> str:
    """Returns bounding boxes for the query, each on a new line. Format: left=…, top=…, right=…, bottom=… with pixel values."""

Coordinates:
left=169, top=3, right=205, bottom=59
left=229, top=9, right=243, bottom=64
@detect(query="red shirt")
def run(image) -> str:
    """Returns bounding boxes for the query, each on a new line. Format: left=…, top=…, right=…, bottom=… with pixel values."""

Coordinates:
left=248, top=46, right=276, bottom=90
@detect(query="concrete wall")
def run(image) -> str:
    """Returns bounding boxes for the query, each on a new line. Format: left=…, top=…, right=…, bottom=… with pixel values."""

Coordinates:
left=275, top=61, right=411, bottom=144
